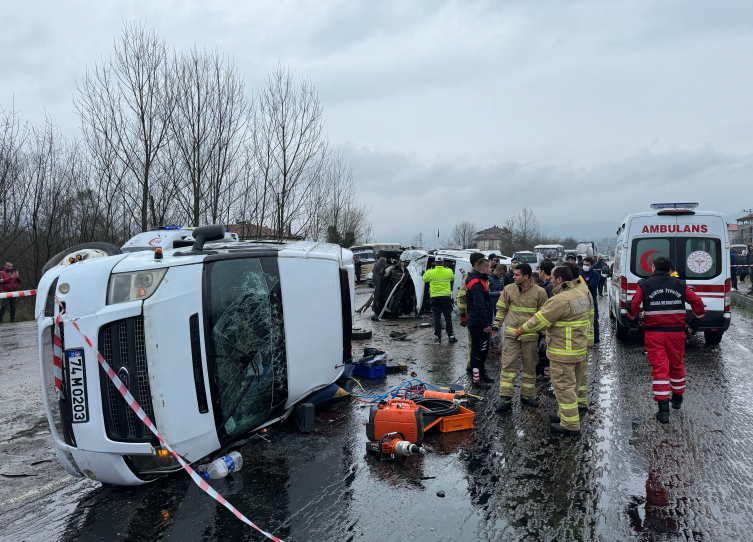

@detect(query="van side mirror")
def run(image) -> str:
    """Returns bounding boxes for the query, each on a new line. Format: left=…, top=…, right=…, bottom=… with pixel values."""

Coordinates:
left=192, top=225, right=225, bottom=251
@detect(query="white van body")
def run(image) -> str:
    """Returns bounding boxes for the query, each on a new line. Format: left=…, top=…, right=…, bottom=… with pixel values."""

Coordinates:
left=608, top=205, right=731, bottom=344
left=534, top=244, right=565, bottom=262
left=36, top=240, right=354, bottom=485
left=512, top=251, right=544, bottom=274
left=122, top=227, right=238, bottom=253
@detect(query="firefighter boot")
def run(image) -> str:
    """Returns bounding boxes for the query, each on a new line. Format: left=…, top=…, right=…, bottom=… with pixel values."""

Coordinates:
left=656, top=400, right=670, bottom=423
left=520, top=396, right=539, bottom=407
left=550, top=423, right=581, bottom=437
left=671, top=393, right=683, bottom=410
left=495, top=396, right=513, bottom=413
left=480, top=369, right=495, bottom=383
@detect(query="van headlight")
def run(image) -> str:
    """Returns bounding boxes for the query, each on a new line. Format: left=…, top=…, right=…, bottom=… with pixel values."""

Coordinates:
left=107, top=269, right=167, bottom=305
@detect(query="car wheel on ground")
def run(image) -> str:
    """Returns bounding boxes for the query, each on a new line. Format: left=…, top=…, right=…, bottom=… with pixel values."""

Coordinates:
left=352, top=328, right=372, bottom=340
left=42, top=242, right=123, bottom=275
left=704, top=330, right=723, bottom=345
left=615, top=319, right=629, bottom=341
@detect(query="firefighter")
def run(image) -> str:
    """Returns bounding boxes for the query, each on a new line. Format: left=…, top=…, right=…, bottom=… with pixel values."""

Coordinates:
left=626, top=256, right=706, bottom=423
left=517, top=265, right=590, bottom=435
left=423, top=256, right=457, bottom=344
left=494, top=263, right=549, bottom=411
left=466, top=258, right=495, bottom=388
left=457, top=252, right=486, bottom=372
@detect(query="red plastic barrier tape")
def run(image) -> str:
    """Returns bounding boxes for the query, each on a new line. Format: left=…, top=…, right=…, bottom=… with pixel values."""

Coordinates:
left=53, top=297, right=284, bottom=542
left=1, top=289, right=36, bottom=298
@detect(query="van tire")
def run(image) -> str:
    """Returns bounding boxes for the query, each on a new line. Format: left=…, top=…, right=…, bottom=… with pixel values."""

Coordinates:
left=352, top=328, right=372, bottom=340
left=615, top=320, right=629, bottom=341
left=609, top=304, right=616, bottom=320
left=42, top=242, right=122, bottom=275
left=704, top=331, right=723, bottom=345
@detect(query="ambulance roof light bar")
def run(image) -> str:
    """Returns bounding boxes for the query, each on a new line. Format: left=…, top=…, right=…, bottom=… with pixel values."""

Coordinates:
left=650, top=203, right=699, bottom=210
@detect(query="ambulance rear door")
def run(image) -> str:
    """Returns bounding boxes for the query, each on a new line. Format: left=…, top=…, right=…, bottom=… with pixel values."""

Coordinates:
left=674, top=213, right=729, bottom=327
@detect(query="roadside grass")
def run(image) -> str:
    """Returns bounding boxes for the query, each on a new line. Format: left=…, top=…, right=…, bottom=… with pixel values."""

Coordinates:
left=0, top=298, right=35, bottom=323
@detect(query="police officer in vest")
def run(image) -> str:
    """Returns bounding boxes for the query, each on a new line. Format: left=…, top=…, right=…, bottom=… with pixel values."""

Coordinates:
left=627, top=256, right=706, bottom=423
left=423, top=256, right=458, bottom=344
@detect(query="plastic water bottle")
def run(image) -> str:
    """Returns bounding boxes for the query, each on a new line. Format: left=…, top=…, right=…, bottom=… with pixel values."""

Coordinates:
left=198, top=451, right=243, bottom=479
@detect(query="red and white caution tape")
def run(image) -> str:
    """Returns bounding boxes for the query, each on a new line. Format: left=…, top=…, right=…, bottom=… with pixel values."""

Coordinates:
left=53, top=297, right=284, bottom=542
left=53, top=310, right=64, bottom=395
left=1, top=289, right=36, bottom=298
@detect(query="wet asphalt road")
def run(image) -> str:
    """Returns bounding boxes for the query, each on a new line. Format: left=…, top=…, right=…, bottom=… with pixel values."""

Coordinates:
left=3, top=287, right=753, bottom=541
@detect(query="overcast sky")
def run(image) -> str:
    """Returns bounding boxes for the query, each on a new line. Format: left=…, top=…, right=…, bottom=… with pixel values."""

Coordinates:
left=2, top=0, right=752, bottom=245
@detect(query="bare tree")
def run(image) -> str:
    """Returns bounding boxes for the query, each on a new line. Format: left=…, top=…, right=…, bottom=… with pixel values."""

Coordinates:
left=171, top=47, right=249, bottom=226
left=256, top=64, right=328, bottom=239
left=75, top=21, right=176, bottom=231
left=450, top=221, right=477, bottom=249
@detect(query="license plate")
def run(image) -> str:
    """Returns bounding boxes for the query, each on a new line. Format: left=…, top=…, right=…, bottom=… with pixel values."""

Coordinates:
left=67, top=349, right=89, bottom=423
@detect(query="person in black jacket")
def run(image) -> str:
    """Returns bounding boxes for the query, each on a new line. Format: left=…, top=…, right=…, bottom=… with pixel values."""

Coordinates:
left=593, top=256, right=608, bottom=296
left=466, top=258, right=495, bottom=388
left=503, top=259, right=519, bottom=288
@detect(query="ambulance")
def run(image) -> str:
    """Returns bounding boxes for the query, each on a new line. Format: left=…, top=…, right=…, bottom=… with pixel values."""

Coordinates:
left=608, top=203, right=731, bottom=345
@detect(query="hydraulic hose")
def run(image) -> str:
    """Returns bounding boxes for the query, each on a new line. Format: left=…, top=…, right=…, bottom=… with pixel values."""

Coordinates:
left=412, top=397, right=460, bottom=417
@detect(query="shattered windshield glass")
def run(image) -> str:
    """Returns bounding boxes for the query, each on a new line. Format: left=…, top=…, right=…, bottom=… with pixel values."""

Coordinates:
left=205, top=257, right=288, bottom=440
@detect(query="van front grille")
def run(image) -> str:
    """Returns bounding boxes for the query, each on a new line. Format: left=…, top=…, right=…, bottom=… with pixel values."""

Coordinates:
left=98, top=316, right=157, bottom=443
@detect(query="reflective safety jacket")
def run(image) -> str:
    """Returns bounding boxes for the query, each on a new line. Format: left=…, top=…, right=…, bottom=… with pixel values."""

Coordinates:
left=574, top=277, right=595, bottom=346
left=456, top=274, right=469, bottom=316
left=422, top=265, right=455, bottom=297
left=627, top=271, right=705, bottom=331
left=494, top=280, right=549, bottom=342
left=519, top=280, right=591, bottom=362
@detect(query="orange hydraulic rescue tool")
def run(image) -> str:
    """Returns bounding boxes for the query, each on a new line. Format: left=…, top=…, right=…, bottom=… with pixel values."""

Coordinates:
left=366, top=399, right=425, bottom=445
left=366, top=400, right=427, bottom=460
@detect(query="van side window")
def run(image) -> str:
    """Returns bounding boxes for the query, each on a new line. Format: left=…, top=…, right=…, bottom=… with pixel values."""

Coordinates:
left=631, top=238, right=671, bottom=277
left=678, top=238, right=721, bottom=280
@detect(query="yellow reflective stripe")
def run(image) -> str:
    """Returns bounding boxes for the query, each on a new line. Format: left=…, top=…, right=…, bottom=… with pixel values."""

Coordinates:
left=521, top=372, right=536, bottom=378
left=578, top=386, right=588, bottom=391
left=500, top=371, right=516, bottom=378
left=510, top=305, right=537, bottom=313
left=560, top=413, right=580, bottom=422
left=496, top=301, right=507, bottom=308
left=536, top=312, right=552, bottom=326
left=577, top=398, right=587, bottom=403
left=499, top=382, right=514, bottom=387
left=430, top=292, right=452, bottom=297
left=554, top=320, right=589, bottom=326
left=548, top=347, right=587, bottom=355
left=566, top=327, right=571, bottom=350
left=521, top=383, right=534, bottom=388
left=558, top=402, right=578, bottom=409
left=505, top=326, right=536, bottom=337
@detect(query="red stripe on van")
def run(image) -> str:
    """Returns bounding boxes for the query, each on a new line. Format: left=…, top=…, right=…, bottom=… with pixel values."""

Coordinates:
left=628, top=282, right=723, bottom=292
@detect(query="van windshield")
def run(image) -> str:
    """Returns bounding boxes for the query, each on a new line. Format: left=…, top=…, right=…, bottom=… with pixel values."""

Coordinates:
left=351, top=249, right=376, bottom=263
left=631, top=237, right=722, bottom=280
left=513, top=253, right=538, bottom=264
left=204, top=256, right=288, bottom=441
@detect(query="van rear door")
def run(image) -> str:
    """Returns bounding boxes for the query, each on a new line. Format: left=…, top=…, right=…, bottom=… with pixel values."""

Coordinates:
left=627, top=213, right=727, bottom=326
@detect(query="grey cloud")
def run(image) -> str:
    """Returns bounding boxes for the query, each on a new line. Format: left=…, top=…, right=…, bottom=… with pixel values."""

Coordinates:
left=343, top=142, right=752, bottom=243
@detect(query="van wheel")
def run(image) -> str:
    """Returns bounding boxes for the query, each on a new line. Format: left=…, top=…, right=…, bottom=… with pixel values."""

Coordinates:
left=704, top=331, right=723, bottom=345
left=42, top=242, right=122, bottom=275
left=615, top=320, right=629, bottom=341
left=352, top=328, right=372, bottom=340
left=609, top=304, right=616, bottom=320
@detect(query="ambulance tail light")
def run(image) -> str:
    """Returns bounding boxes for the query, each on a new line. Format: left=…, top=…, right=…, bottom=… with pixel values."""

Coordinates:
left=724, top=278, right=731, bottom=312
left=619, top=275, right=628, bottom=307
